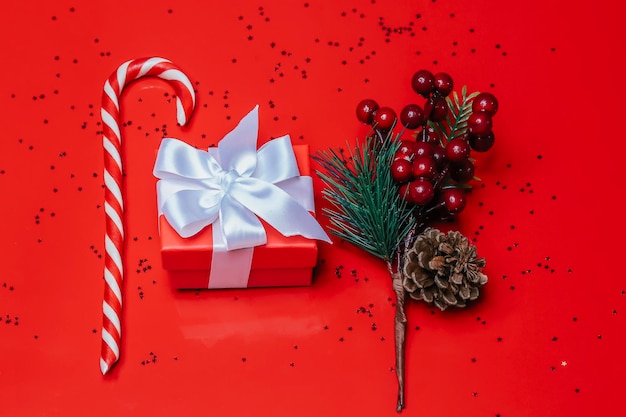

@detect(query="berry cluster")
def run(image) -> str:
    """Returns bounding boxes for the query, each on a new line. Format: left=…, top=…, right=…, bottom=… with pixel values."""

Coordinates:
left=355, top=69, right=498, bottom=220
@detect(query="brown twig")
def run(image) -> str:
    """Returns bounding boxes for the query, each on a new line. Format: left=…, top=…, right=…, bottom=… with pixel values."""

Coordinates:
left=388, top=260, right=408, bottom=412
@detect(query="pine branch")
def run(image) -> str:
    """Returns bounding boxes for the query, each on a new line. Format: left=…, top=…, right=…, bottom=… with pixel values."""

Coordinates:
left=432, top=86, right=480, bottom=144
left=314, top=136, right=416, bottom=262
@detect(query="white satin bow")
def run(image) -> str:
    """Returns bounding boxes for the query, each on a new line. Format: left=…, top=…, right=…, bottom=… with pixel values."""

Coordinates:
left=153, top=105, right=331, bottom=251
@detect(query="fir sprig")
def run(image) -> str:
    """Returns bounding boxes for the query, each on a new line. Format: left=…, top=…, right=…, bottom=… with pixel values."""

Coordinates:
left=314, top=136, right=416, bottom=262
left=431, top=86, right=479, bottom=143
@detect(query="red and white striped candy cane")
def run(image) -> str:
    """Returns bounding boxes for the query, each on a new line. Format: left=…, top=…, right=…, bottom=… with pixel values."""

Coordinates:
left=100, top=57, right=195, bottom=375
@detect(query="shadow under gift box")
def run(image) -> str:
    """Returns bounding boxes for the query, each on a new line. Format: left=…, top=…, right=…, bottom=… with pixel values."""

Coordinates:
left=158, top=144, right=321, bottom=289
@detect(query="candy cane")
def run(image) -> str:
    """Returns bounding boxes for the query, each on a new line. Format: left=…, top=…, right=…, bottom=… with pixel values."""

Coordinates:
left=100, top=57, right=195, bottom=375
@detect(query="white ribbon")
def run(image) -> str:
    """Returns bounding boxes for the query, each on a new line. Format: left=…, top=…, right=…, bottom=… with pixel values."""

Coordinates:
left=153, top=105, right=331, bottom=288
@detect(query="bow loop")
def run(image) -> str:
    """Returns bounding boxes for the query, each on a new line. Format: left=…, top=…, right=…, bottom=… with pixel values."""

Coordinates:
left=217, top=105, right=259, bottom=176
left=154, top=138, right=223, bottom=180
left=160, top=188, right=221, bottom=238
left=254, top=135, right=301, bottom=183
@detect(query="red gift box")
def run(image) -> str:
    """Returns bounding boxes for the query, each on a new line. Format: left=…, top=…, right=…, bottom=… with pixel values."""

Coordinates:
left=159, top=144, right=320, bottom=289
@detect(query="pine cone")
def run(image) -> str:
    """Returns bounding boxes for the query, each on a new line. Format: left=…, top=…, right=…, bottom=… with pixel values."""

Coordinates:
left=402, top=228, right=488, bottom=311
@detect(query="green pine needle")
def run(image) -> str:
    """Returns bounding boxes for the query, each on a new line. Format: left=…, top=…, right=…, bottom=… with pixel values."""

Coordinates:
left=431, top=86, right=480, bottom=144
left=314, top=137, right=416, bottom=262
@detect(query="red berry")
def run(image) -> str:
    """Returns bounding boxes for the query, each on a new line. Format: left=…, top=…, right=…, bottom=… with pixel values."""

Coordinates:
left=424, top=96, right=449, bottom=122
left=395, top=140, right=416, bottom=160
left=472, top=92, right=499, bottom=116
left=356, top=99, right=379, bottom=124
left=467, top=111, right=493, bottom=136
left=372, top=107, right=397, bottom=131
left=442, top=188, right=466, bottom=213
left=390, top=159, right=413, bottom=183
left=400, top=104, right=424, bottom=129
left=431, top=147, right=447, bottom=169
left=408, top=178, right=435, bottom=205
left=469, top=132, right=495, bottom=152
left=411, top=70, right=435, bottom=97
left=445, top=137, right=471, bottom=162
left=433, top=72, right=454, bottom=97
left=411, top=156, right=437, bottom=180
left=393, top=152, right=411, bottom=162
left=450, top=159, right=475, bottom=183
left=414, top=141, right=433, bottom=158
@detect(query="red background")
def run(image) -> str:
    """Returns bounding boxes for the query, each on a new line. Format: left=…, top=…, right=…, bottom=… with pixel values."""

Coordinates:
left=1, top=1, right=624, bottom=416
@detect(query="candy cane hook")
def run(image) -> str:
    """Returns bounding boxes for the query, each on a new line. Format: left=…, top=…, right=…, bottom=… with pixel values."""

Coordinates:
left=100, top=57, right=195, bottom=375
